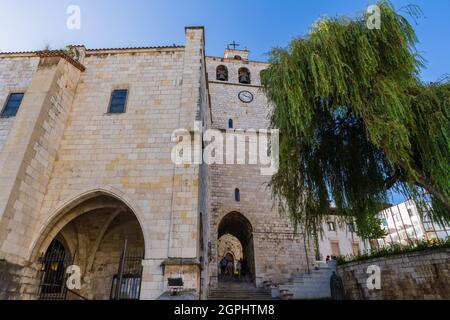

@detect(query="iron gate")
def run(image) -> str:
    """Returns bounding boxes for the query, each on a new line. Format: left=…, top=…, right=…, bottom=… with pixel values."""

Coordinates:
left=38, top=238, right=143, bottom=300
left=38, top=239, right=74, bottom=300
left=110, top=239, right=144, bottom=300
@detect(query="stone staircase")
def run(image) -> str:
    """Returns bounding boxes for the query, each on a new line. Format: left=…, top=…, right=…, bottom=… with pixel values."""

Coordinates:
left=208, top=282, right=274, bottom=300
left=276, top=261, right=336, bottom=300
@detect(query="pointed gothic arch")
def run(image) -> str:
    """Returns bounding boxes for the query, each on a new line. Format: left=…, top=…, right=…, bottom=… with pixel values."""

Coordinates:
left=31, top=190, right=146, bottom=300
left=217, top=211, right=255, bottom=283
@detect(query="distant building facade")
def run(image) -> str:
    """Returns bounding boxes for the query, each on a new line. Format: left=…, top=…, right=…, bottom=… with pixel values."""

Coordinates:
left=316, top=215, right=369, bottom=260
left=376, top=200, right=450, bottom=247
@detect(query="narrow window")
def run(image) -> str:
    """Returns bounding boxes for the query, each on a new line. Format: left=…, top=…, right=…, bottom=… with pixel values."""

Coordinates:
left=327, top=221, right=336, bottom=231
left=228, top=119, right=233, bottom=129
left=108, top=89, right=128, bottom=113
left=347, top=223, right=355, bottom=233
left=238, top=67, right=251, bottom=84
left=234, top=188, right=240, bottom=202
left=1, top=93, right=24, bottom=117
left=407, top=208, right=414, bottom=217
left=216, top=65, right=228, bottom=81
left=351, top=242, right=360, bottom=255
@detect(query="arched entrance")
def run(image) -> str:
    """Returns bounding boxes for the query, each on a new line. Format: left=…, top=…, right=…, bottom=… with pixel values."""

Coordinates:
left=34, top=193, right=145, bottom=300
left=217, top=212, right=255, bottom=284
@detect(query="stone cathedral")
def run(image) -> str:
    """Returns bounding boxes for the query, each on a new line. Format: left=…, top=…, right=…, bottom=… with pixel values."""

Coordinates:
left=0, top=27, right=315, bottom=300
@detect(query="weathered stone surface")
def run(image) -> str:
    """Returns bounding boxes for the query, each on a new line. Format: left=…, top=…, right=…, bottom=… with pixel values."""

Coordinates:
left=203, top=54, right=315, bottom=295
left=0, top=27, right=208, bottom=300
left=3, top=31, right=446, bottom=301
left=337, top=248, right=450, bottom=300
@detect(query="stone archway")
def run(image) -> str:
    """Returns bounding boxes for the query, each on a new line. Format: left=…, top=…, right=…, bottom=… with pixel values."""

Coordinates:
left=33, top=193, right=145, bottom=300
left=217, top=212, right=255, bottom=284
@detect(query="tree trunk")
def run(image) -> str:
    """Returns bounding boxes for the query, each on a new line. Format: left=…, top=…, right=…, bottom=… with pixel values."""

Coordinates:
left=416, top=175, right=450, bottom=211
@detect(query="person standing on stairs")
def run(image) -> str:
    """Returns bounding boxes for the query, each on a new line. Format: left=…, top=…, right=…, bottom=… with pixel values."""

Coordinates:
left=226, top=260, right=234, bottom=278
left=236, top=259, right=242, bottom=280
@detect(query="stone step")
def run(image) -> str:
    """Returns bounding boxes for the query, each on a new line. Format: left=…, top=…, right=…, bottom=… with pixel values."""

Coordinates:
left=209, top=291, right=271, bottom=295
left=209, top=296, right=273, bottom=299
left=208, top=284, right=273, bottom=300
left=276, top=264, right=336, bottom=300
left=290, top=270, right=332, bottom=281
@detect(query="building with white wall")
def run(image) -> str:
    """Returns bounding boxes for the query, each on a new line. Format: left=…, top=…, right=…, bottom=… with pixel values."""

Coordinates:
left=316, top=214, right=369, bottom=261
left=376, top=200, right=450, bottom=247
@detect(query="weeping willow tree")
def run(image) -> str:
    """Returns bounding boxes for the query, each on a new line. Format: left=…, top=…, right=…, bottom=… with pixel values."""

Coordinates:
left=261, top=1, right=450, bottom=239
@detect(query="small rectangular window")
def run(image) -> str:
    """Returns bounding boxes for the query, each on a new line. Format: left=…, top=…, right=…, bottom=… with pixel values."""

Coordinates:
left=108, top=89, right=128, bottom=113
left=347, top=223, right=355, bottom=233
left=351, top=242, right=360, bottom=255
left=1, top=93, right=24, bottom=117
left=327, top=222, right=336, bottom=231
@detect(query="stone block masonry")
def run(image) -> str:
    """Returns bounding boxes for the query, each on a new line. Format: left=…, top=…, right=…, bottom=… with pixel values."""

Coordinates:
left=337, top=248, right=450, bottom=300
left=0, top=27, right=317, bottom=300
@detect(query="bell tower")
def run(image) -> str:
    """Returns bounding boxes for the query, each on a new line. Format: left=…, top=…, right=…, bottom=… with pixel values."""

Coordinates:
left=224, top=41, right=249, bottom=61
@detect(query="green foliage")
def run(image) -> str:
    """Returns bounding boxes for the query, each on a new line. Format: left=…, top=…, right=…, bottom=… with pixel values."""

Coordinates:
left=336, top=237, right=450, bottom=265
left=261, top=0, right=450, bottom=238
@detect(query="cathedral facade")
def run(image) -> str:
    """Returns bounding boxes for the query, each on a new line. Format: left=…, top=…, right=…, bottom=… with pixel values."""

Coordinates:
left=0, top=27, right=313, bottom=300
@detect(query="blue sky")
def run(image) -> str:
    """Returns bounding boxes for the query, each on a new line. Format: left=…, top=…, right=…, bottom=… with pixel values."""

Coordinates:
left=1, top=0, right=448, bottom=204
left=0, top=0, right=448, bottom=82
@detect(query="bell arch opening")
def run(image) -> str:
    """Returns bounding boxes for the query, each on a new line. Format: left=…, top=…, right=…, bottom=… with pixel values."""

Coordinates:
left=217, top=212, right=255, bottom=284
left=35, top=194, right=145, bottom=300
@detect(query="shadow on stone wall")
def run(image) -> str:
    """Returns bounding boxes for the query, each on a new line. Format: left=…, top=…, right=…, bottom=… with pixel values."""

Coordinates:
left=0, top=260, right=40, bottom=300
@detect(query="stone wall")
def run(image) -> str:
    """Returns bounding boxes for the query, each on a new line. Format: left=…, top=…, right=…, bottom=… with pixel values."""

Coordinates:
left=0, top=27, right=207, bottom=300
left=208, top=163, right=314, bottom=287
left=206, top=57, right=270, bottom=130
left=0, top=29, right=315, bottom=300
left=0, top=56, right=82, bottom=268
left=337, top=248, right=450, bottom=300
left=0, top=259, right=40, bottom=300
left=0, top=56, right=39, bottom=153
left=205, top=54, right=314, bottom=289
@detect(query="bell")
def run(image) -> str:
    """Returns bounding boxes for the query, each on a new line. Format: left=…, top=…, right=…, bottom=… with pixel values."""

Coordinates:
left=239, top=74, right=250, bottom=84
left=217, top=72, right=227, bottom=81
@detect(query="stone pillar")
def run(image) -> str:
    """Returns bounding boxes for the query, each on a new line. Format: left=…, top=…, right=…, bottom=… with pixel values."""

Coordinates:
left=0, top=53, right=84, bottom=299
left=140, top=259, right=165, bottom=300
left=160, top=26, right=205, bottom=297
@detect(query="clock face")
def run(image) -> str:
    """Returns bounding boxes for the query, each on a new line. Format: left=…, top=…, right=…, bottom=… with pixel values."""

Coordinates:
left=238, top=90, right=254, bottom=103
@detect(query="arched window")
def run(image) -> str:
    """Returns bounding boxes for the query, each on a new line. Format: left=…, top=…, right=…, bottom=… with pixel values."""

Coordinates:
left=228, top=119, right=233, bottom=129
left=234, top=55, right=242, bottom=60
left=234, top=188, right=240, bottom=202
left=238, top=67, right=251, bottom=84
left=216, top=65, right=228, bottom=81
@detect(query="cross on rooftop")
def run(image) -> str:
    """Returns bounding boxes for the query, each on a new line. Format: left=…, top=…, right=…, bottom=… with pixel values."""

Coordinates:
left=228, top=41, right=240, bottom=50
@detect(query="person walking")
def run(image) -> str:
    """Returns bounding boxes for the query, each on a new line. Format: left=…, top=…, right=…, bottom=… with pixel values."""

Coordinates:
left=220, top=257, right=228, bottom=275
left=236, top=259, right=242, bottom=279
left=226, top=260, right=234, bottom=278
